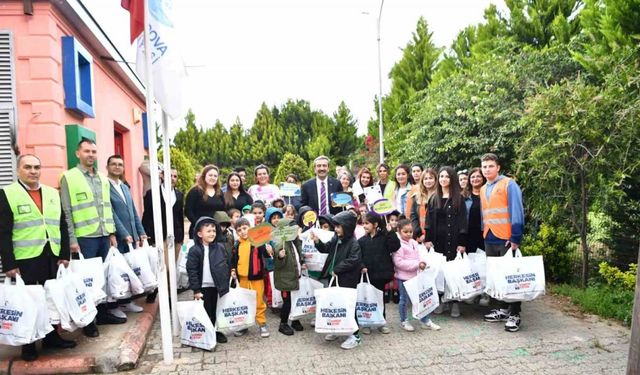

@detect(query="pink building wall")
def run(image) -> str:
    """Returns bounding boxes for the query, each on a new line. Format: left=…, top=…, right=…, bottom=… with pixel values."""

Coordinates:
left=1, top=1, right=147, bottom=210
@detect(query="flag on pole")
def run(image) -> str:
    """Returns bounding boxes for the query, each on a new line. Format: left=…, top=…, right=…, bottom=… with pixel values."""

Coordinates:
left=135, top=0, right=186, bottom=120
left=121, top=0, right=144, bottom=43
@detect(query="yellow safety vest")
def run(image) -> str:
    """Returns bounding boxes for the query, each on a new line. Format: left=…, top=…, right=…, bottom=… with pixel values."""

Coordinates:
left=62, top=168, right=114, bottom=237
left=4, top=182, right=61, bottom=259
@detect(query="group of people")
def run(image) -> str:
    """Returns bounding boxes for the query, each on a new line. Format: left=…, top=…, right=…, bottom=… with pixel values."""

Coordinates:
left=1, top=139, right=524, bottom=359
left=182, top=153, right=524, bottom=350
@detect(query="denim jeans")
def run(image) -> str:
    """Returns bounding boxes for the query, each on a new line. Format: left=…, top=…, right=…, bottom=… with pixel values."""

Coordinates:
left=77, top=236, right=110, bottom=261
left=397, top=278, right=431, bottom=323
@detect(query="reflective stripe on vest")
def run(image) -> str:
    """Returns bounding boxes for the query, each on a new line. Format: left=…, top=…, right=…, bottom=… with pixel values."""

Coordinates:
left=62, top=168, right=115, bottom=237
left=480, top=177, right=512, bottom=240
left=3, top=182, right=62, bottom=259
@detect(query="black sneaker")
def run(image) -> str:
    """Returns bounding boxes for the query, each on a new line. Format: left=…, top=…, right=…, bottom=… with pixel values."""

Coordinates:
left=383, top=289, right=391, bottom=304
left=216, top=332, right=228, bottom=343
left=82, top=322, right=100, bottom=337
left=291, top=320, right=304, bottom=331
left=146, top=289, right=158, bottom=303
left=96, top=313, right=127, bottom=325
left=21, top=343, right=38, bottom=361
left=279, top=323, right=294, bottom=336
left=484, top=309, right=510, bottom=322
left=392, top=289, right=400, bottom=304
left=43, top=331, right=77, bottom=349
left=505, top=314, right=521, bottom=332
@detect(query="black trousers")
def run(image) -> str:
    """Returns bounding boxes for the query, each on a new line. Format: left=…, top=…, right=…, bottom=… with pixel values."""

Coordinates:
left=485, top=242, right=522, bottom=315
left=202, top=287, right=219, bottom=324
left=280, top=292, right=291, bottom=324
left=370, top=278, right=390, bottom=318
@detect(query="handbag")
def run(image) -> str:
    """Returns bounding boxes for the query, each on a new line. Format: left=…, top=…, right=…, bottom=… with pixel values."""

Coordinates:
left=289, top=273, right=324, bottom=320
left=404, top=268, right=440, bottom=319
left=125, top=243, right=158, bottom=292
left=215, top=278, right=257, bottom=332
left=69, top=252, right=107, bottom=305
left=177, top=300, right=216, bottom=351
left=355, top=272, right=386, bottom=328
left=314, top=276, right=358, bottom=335
left=0, top=275, right=39, bottom=345
left=485, top=248, right=545, bottom=302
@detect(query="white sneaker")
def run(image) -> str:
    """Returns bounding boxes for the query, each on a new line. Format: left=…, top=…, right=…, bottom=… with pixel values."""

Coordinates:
left=109, top=308, right=126, bottom=319
left=378, top=325, right=391, bottom=334
left=400, top=321, right=415, bottom=332
left=450, top=302, right=461, bottom=318
left=324, top=334, right=339, bottom=341
left=233, top=329, right=248, bottom=337
left=420, top=319, right=441, bottom=331
left=259, top=325, right=270, bottom=338
left=310, top=319, right=315, bottom=327
left=120, top=302, right=144, bottom=313
left=479, top=295, right=490, bottom=307
left=360, top=327, right=371, bottom=335
left=340, top=334, right=362, bottom=350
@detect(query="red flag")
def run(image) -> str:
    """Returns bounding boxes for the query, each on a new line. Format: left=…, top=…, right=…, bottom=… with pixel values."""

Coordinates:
left=121, top=0, right=144, bottom=44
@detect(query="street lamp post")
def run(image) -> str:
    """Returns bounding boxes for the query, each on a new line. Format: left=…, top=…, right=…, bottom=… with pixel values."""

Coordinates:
left=376, top=0, right=385, bottom=164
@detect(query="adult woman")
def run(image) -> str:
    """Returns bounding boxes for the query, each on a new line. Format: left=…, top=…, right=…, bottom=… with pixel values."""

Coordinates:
left=338, top=171, right=358, bottom=208
left=285, top=174, right=302, bottom=209
left=458, top=169, right=469, bottom=198
left=390, top=164, right=414, bottom=213
left=376, top=163, right=393, bottom=197
left=425, top=166, right=468, bottom=318
left=353, top=167, right=374, bottom=205
left=247, top=164, right=281, bottom=206
left=185, top=164, right=225, bottom=239
left=465, top=168, right=485, bottom=253
left=409, top=168, right=437, bottom=242
left=223, top=172, right=253, bottom=211
left=410, top=163, right=424, bottom=186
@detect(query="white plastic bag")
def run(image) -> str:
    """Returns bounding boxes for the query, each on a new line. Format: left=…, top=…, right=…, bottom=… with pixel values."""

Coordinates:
left=299, top=235, right=328, bottom=272
left=44, top=266, right=78, bottom=332
left=442, top=252, right=483, bottom=301
left=485, top=248, right=545, bottom=302
left=467, top=249, right=487, bottom=288
left=314, top=276, right=358, bottom=335
left=125, top=243, right=158, bottom=292
left=177, top=241, right=192, bottom=289
left=177, top=300, right=216, bottom=351
left=404, top=268, right=440, bottom=319
left=355, top=273, right=386, bottom=328
left=24, top=284, right=53, bottom=341
left=289, top=274, right=324, bottom=320
left=104, top=247, right=144, bottom=300
left=269, top=271, right=283, bottom=308
left=143, top=239, right=160, bottom=278
left=69, top=252, right=107, bottom=305
left=420, top=246, right=446, bottom=293
left=0, top=275, right=39, bottom=345
left=62, top=267, right=97, bottom=328
left=215, top=278, right=257, bottom=332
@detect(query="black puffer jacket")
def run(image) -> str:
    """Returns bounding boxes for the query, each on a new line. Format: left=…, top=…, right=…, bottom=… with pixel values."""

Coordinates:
left=358, top=229, right=401, bottom=281
left=316, top=211, right=362, bottom=288
left=186, top=217, right=231, bottom=297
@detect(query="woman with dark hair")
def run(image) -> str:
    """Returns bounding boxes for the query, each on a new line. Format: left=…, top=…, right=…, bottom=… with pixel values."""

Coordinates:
left=390, top=164, right=414, bottom=213
left=247, top=164, right=281, bottom=206
left=185, top=164, right=226, bottom=239
left=376, top=163, right=392, bottom=196
left=425, top=166, right=468, bottom=318
left=223, top=172, right=253, bottom=211
left=410, top=163, right=424, bottom=186
left=458, top=169, right=470, bottom=198
left=353, top=167, right=374, bottom=205
left=465, top=168, right=486, bottom=254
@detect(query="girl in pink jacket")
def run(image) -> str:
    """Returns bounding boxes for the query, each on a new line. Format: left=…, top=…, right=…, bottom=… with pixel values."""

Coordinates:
left=392, top=219, right=441, bottom=332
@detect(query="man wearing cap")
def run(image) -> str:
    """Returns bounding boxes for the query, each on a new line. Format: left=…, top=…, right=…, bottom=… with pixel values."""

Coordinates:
left=300, top=155, right=342, bottom=215
left=0, top=154, right=76, bottom=361
left=60, top=139, right=123, bottom=337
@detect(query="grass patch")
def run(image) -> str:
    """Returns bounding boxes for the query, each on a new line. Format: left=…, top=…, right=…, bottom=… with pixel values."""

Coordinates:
left=550, top=283, right=635, bottom=326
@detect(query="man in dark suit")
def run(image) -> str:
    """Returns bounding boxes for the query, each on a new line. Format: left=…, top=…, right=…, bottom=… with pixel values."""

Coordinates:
left=300, top=155, right=343, bottom=215
left=107, top=155, right=147, bottom=315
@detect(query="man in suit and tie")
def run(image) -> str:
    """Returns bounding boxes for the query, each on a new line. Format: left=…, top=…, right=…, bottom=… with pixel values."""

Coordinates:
left=300, top=155, right=343, bottom=215
left=107, top=155, right=147, bottom=315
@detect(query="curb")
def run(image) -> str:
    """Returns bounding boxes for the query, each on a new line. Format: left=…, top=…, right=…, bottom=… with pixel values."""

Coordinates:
left=0, top=301, right=158, bottom=374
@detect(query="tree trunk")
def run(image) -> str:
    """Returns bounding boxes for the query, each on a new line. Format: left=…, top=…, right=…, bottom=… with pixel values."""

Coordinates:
left=627, top=243, right=640, bottom=374
left=580, top=169, right=589, bottom=288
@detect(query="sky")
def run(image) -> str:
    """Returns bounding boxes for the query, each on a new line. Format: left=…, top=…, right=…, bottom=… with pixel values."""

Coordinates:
left=81, top=0, right=505, bottom=136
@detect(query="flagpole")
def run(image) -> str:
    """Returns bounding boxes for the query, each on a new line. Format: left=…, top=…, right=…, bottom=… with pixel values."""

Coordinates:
left=143, top=0, right=173, bottom=364
left=161, top=110, right=180, bottom=335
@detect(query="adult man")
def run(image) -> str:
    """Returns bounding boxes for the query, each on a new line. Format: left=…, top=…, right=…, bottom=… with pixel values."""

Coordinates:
left=60, top=139, right=124, bottom=338
left=0, top=154, right=76, bottom=361
left=300, top=155, right=342, bottom=215
left=107, top=155, right=147, bottom=314
left=479, top=153, right=525, bottom=332
left=234, top=166, right=247, bottom=185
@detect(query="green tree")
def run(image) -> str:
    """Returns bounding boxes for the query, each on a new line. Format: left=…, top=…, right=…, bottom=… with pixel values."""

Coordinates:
left=248, top=103, right=290, bottom=166
left=227, top=117, right=248, bottom=167
left=504, top=0, right=582, bottom=47
left=275, top=100, right=314, bottom=160
left=331, top=101, right=359, bottom=166
left=273, top=153, right=310, bottom=184
left=158, top=146, right=198, bottom=194
left=173, top=109, right=203, bottom=164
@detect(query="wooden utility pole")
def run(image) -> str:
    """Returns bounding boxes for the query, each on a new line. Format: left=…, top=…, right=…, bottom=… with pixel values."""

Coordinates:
left=628, top=243, right=640, bottom=374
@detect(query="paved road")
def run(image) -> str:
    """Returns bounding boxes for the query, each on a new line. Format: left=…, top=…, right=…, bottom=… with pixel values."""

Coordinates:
left=129, top=293, right=630, bottom=375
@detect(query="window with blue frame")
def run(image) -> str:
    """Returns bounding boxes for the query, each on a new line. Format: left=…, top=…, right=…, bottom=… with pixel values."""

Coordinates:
left=62, top=36, right=95, bottom=118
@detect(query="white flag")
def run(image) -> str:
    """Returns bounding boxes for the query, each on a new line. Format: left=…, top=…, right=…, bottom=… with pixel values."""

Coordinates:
left=136, top=0, right=186, bottom=119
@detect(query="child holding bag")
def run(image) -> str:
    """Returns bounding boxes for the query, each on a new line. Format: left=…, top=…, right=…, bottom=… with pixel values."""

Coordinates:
left=393, top=219, right=441, bottom=332
left=358, top=212, right=400, bottom=334
left=186, top=217, right=232, bottom=344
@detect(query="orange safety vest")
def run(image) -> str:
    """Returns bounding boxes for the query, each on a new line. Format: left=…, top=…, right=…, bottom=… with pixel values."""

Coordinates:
left=480, top=177, right=511, bottom=240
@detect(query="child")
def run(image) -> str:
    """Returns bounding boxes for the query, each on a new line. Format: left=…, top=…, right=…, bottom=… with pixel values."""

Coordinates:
left=241, top=205, right=252, bottom=216
left=387, top=210, right=400, bottom=233
left=273, top=219, right=305, bottom=335
left=385, top=210, right=401, bottom=303
left=186, top=217, right=232, bottom=345
left=271, top=198, right=285, bottom=209
left=348, top=205, right=366, bottom=240
left=214, top=211, right=235, bottom=261
left=392, top=219, right=441, bottom=332
left=250, top=201, right=266, bottom=226
left=312, top=211, right=363, bottom=350
left=231, top=217, right=273, bottom=338
left=358, top=212, right=401, bottom=335
left=264, top=207, right=283, bottom=311
left=227, top=208, right=241, bottom=241
left=318, top=214, right=334, bottom=232
left=283, top=204, right=297, bottom=221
